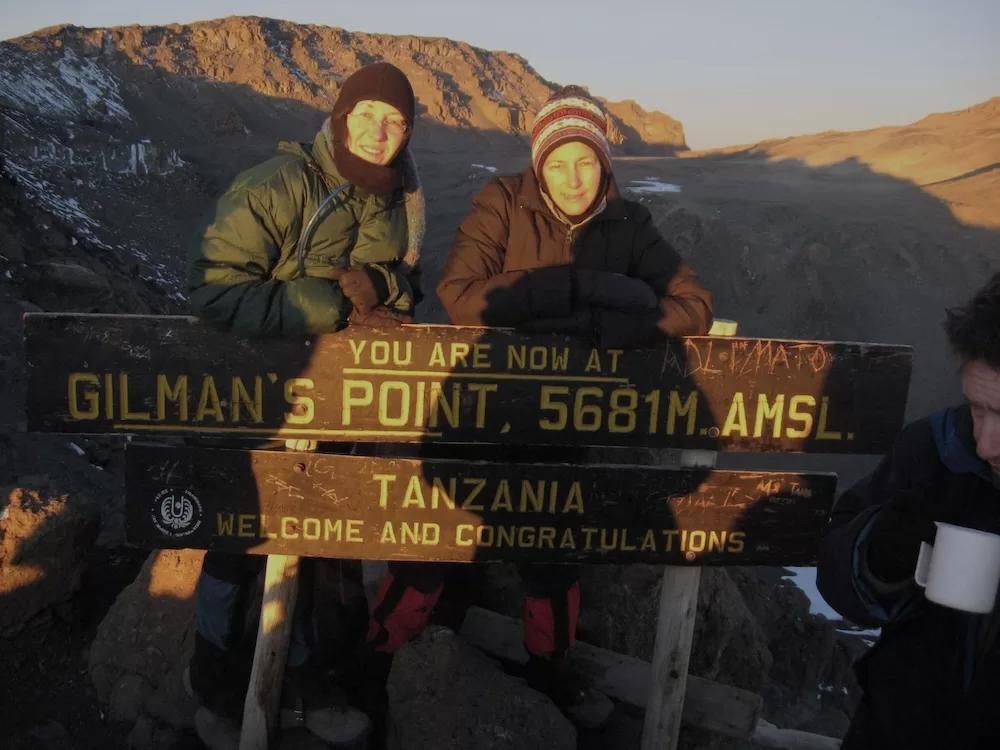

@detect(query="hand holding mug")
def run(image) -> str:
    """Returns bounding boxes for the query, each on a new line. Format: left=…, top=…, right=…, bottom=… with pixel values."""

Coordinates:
left=864, top=490, right=936, bottom=583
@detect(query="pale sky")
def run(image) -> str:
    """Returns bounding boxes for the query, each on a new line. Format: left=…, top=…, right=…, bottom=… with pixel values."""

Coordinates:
left=1, top=0, right=997, bottom=149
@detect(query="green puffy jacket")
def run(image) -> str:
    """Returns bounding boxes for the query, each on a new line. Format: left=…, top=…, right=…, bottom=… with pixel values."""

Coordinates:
left=188, top=129, right=419, bottom=335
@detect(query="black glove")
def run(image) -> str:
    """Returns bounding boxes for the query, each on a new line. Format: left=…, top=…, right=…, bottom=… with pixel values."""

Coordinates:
left=590, top=307, right=662, bottom=349
left=574, top=269, right=659, bottom=313
left=340, top=266, right=389, bottom=315
left=864, top=490, right=937, bottom=583
left=517, top=308, right=594, bottom=336
left=348, top=306, right=413, bottom=329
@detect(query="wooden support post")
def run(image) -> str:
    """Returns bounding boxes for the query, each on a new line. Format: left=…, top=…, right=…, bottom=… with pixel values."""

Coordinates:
left=239, top=440, right=313, bottom=750
left=640, top=451, right=719, bottom=750
left=239, top=554, right=300, bottom=750
left=641, top=564, right=703, bottom=750
left=642, top=319, right=736, bottom=750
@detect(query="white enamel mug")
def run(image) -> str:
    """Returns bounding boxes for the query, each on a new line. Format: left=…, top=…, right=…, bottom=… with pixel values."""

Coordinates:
left=914, top=521, right=1000, bottom=614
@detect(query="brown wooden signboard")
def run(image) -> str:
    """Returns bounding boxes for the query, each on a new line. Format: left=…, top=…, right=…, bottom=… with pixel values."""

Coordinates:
left=25, top=313, right=912, bottom=454
left=124, top=443, right=836, bottom=566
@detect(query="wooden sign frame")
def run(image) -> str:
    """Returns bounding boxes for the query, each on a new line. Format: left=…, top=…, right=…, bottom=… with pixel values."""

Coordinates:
left=24, top=313, right=913, bottom=454
left=124, top=443, right=836, bottom=566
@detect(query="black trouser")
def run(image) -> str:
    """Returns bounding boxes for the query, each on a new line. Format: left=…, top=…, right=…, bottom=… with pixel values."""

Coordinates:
left=194, top=552, right=367, bottom=667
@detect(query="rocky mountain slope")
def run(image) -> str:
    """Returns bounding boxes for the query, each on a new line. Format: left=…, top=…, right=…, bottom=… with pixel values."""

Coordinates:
left=0, top=15, right=687, bottom=303
left=0, top=15, right=688, bottom=153
left=713, top=96, right=1000, bottom=229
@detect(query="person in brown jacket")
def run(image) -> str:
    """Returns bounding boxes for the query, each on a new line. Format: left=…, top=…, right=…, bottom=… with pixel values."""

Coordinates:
left=348, top=86, right=714, bottom=737
left=436, top=85, right=713, bottom=345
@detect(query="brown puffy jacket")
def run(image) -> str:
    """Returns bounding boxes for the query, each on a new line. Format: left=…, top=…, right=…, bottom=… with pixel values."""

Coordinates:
left=436, top=168, right=713, bottom=344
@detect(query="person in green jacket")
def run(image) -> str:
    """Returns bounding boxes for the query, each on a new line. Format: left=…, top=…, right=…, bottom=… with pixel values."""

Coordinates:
left=188, top=66, right=423, bottom=335
left=183, top=62, right=424, bottom=750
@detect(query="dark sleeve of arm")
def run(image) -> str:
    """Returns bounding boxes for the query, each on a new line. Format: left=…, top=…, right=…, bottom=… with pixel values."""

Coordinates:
left=187, top=182, right=350, bottom=336
left=815, top=423, right=928, bottom=626
left=625, top=209, right=714, bottom=342
left=435, top=180, right=575, bottom=326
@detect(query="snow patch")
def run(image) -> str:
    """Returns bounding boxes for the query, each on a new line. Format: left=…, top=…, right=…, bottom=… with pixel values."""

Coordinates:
left=1, top=157, right=109, bottom=249
left=31, top=138, right=74, bottom=163
left=781, top=567, right=841, bottom=620
left=6, top=114, right=181, bottom=176
left=484, top=86, right=508, bottom=105
left=126, top=244, right=184, bottom=297
left=55, top=50, right=129, bottom=118
left=0, top=44, right=129, bottom=121
left=629, top=179, right=682, bottom=194
left=103, top=142, right=185, bottom=175
left=263, top=27, right=311, bottom=87
left=1, top=110, right=31, bottom=133
left=837, top=625, right=882, bottom=639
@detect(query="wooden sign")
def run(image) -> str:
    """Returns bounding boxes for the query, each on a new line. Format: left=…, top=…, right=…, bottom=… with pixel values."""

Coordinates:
left=24, top=312, right=913, bottom=453
left=124, top=443, right=837, bottom=566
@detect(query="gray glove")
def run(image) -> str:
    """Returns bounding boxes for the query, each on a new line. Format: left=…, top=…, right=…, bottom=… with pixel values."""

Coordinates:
left=575, top=269, right=658, bottom=313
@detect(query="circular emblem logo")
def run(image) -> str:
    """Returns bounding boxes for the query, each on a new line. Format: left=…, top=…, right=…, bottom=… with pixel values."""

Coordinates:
left=151, top=488, right=203, bottom=538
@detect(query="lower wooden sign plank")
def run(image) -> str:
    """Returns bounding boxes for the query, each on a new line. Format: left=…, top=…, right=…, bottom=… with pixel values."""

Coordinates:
left=124, top=443, right=836, bottom=566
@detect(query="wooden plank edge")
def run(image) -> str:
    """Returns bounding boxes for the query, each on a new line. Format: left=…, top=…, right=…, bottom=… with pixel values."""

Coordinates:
left=458, top=605, right=762, bottom=740
left=751, top=720, right=842, bottom=749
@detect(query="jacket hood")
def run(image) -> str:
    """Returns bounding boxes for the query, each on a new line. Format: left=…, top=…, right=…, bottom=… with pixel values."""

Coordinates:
left=931, top=404, right=993, bottom=482
left=276, top=130, right=343, bottom=185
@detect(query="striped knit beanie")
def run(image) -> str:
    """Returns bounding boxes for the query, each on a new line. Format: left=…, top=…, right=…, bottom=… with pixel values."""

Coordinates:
left=531, top=85, right=621, bottom=178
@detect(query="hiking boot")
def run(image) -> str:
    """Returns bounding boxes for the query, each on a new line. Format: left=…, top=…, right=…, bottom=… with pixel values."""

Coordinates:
left=337, top=649, right=394, bottom=750
left=192, top=705, right=240, bottom=750
left=524, top=654, right=615, bottom=729
left=183, top=661, right=241, bottom=750
left=185, top=663, right=371, bottom=748
left=186, top=632, right=251, bottom=722
left=280, top=662, right=372, bottom=745
left=186, top=631, right=370, bottom=746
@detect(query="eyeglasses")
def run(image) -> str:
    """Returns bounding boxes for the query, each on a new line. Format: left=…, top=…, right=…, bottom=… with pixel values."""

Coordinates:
left=348, top=110, right=410, bottom=136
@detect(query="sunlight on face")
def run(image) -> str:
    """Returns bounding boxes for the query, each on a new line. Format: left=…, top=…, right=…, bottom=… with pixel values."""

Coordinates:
left=963, top=359, right=1000, bottom=478
left=541, top=141, right=603, bottom=216
left=345, top=100, right=408, bottom=165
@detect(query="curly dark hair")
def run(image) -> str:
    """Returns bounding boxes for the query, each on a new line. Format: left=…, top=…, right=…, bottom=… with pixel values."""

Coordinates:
left=944, top=271, right=1000, bottom=368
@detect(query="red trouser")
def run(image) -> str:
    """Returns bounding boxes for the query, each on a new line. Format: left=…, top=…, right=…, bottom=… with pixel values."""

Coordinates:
left=365, top=562, right=581, bottom=659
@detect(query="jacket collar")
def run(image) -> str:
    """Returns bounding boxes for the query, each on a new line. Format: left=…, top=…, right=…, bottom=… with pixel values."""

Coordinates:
left=931, top=404, right=994, bottom=484
left=297, top=126, right=424, bottom=270
left=310, top=127, right=341, bottom=182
